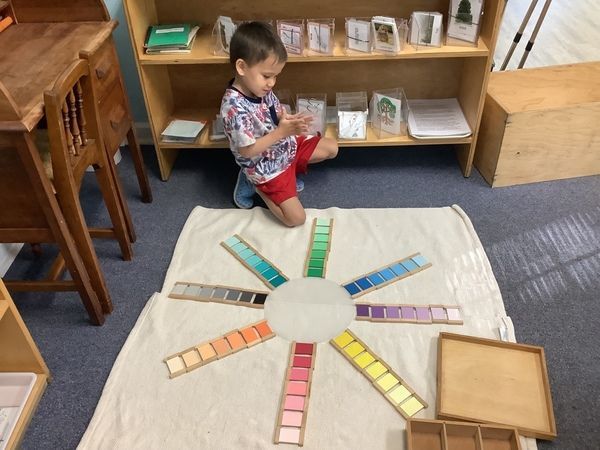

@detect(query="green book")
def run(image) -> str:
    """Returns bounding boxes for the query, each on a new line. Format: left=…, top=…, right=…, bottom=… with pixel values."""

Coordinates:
left=146, top=24, right=192, bottom=48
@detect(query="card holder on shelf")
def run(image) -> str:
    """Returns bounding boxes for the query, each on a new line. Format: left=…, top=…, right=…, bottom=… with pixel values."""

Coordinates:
left=296, top=93, right=327, bottom=135
left=336, top=91, right=368, bottom=140
left=274, top=88, right=295, bottom=114
left=212, top=16, right=239, bottom=55
left=409, top=11, right=444, bottom=49
left=369, top=88, right=408, bottom=138
left=345, top=17, right=373, bottom=54
left=277, top=19, right=305, bottom=55
left=306, top=18, right=335, bottom=56
left=446, top=0, right=484, bottom=46
left=371, top=16, right=409, bottom=55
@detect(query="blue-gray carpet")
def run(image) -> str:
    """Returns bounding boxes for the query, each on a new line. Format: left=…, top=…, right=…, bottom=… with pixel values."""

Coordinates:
left=7, top=145, right=600, bottom=449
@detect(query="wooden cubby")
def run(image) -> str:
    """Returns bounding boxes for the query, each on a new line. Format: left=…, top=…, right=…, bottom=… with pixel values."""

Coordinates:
left=406, top=419, right=522, bottom=450
left=123, top=0, right=506, bottom=180
left=0, top=279, right=49, bottom=450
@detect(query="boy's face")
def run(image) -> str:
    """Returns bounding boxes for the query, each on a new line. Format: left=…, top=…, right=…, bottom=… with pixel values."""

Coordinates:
left=235, top=54, right=285, bottom=98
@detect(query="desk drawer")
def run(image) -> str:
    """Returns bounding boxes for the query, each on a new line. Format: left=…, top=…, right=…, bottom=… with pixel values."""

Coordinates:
left=92, top=41, right=121, bottom=103
left=99, top=83, right=130, bottom=154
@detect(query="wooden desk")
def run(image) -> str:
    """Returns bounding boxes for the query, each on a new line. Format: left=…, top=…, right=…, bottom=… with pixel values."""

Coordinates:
left=0, top=1, right=133, bottom=321
left=0, top=0, right=152, bottom=203
left=0, top=21, right=115, bottom=132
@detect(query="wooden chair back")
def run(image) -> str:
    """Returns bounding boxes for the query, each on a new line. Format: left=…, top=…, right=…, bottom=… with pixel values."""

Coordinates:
left=44, top=60, right=103, bottom=182
left=0, top=78, right=105, bottom=324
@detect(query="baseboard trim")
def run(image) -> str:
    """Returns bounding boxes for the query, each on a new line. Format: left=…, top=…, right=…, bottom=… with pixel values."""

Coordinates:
left=0, top=243, right=23, bottom=277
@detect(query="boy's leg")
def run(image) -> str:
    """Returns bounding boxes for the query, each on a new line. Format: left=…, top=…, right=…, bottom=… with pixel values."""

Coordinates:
left=233, top=169, right=255, bottom=209
left=308, top=137, right=338, bottom=164
left=256, top=190, right=306, bottom=227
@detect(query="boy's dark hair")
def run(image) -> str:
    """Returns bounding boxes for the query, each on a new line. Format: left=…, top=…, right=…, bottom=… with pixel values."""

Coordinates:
left=229, top=21, right=288, bottom=67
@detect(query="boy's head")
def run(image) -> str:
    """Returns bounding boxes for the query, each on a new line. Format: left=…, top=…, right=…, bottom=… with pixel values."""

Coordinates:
left=230, top=21, right=288, bottom=98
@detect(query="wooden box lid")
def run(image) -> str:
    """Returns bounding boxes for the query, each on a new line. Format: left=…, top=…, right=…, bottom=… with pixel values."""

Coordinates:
left=436, top=332, right=557, bottom=440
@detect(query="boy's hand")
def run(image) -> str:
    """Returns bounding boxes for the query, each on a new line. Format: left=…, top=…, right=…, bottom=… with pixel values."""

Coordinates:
left=278, top=111, right=310, bottom=137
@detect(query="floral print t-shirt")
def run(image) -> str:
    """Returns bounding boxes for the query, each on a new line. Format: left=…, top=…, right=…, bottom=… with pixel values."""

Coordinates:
left=221, top=83, right=297, bottom=184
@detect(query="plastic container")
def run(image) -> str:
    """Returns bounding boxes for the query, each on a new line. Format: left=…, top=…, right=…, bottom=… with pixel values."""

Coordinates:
left=0, top=372, right=37, bottom=450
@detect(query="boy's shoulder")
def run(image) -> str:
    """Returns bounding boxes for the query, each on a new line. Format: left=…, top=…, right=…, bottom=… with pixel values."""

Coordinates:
left=221, top=88, right=248, bottom=114
left=222, top=86, right=242, bottom=103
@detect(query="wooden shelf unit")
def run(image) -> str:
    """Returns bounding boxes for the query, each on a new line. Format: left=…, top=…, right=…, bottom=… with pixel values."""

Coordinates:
left=124, top=0, right=506, bottom=181
left=0, top=279, right=49, bottom=450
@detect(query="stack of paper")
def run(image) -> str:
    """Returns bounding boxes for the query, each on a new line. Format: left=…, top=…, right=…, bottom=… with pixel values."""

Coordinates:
left=145, top=24, right=199, bottom=54
left=407, top=98, right=471, bottom=139
left=161, top=119, right=206, bottom=143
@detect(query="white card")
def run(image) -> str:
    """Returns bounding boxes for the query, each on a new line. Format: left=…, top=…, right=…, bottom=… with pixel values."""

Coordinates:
left=447, top=0, right=483, bottom=43
left=372, top=17, right=400, bottom=53
left=308, top=22, right=331, bottom=53
left=297, top=98, right=325, bottom=134
left=338, top=111, right=367, bottom=139
left=279, top=22, right=303, bottom=54
left=346, top=19, right=371, bottom=53
left=410, top=12, right=443, bottom=46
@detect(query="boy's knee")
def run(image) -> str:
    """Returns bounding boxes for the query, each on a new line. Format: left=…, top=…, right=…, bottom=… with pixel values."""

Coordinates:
left=283, top=209, right=306, bottom=227
left=326, top=138, right=338, bottom=159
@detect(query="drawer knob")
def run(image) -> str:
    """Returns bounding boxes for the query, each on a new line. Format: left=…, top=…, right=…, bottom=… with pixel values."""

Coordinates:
left=96, top=67, right=107, bottom=79
left=110, top=120, right=119, bottom=129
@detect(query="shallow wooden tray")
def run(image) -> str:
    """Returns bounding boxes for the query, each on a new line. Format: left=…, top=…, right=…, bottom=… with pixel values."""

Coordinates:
left=406, top=418, right=522, bottom=450
left=436, top=332, right=557, bottom=440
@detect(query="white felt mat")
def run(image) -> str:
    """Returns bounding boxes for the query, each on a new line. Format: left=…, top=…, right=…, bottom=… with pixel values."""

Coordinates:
left=78, top=206, right=538, bottom=450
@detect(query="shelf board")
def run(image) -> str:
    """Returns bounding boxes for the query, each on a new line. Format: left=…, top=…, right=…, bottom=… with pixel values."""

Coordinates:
left=139, top=28, right=489, bottom=65
left=325, top=125, right=472, bottom=147
left=155, top=109, right=471, bottom=149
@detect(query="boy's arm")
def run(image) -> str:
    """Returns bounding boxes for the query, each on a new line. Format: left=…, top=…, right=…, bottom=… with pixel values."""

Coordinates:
left=238, top=112, right=309, bottom=158
left=238, top=127, right=287, bottom=158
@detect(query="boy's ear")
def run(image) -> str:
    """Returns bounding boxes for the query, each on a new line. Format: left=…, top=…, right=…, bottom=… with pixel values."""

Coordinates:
left=235, top=59, right=247, bottom=76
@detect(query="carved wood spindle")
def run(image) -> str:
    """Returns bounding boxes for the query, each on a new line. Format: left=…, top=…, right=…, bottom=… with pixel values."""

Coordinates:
left=74, top=80, right=88, bottom=146
left=68, top=89, right=81, bottom=155
left=61, top=100, right=75, bottom=156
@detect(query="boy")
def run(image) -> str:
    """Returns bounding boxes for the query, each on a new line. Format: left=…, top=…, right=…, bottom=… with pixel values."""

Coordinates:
left=221, top=21, right=338, bottom=227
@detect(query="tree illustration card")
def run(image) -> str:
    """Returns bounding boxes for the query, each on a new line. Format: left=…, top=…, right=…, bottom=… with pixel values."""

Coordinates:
left=373, top=94, right=402, bottom=135
left=447, top=0, right=484, bottom=43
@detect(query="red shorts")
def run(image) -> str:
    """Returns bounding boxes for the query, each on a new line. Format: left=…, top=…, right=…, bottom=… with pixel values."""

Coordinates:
left=256, top=135, right=320, bottom=205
